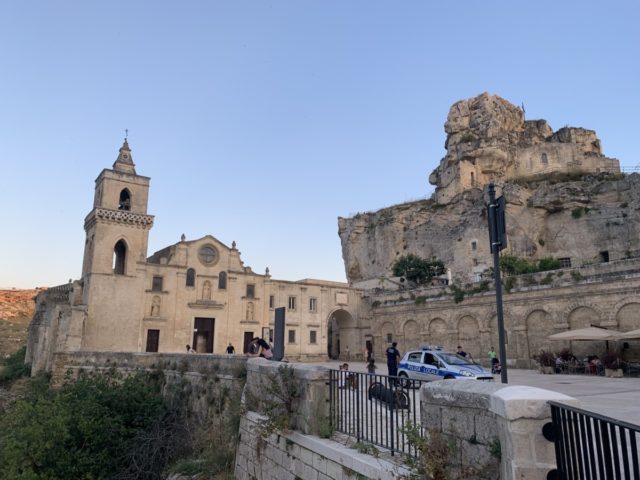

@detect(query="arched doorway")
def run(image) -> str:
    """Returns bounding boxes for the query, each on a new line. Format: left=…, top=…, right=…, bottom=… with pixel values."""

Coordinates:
left=327, top=309, right=355, bottom=360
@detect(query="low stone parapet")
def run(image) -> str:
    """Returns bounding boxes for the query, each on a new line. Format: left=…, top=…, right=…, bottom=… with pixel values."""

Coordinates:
left=421, top=380, right=579, bottom=480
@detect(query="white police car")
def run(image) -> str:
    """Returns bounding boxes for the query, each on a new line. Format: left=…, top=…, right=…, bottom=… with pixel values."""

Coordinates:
left=397, top=346, right=493, bottom=385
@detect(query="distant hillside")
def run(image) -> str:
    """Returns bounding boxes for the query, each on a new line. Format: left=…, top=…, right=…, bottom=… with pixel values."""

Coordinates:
left=0, top=289, right=40, bottom=358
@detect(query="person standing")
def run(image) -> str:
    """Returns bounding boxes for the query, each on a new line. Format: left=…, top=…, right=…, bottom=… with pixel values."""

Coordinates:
left=186, top=345, right=195, bottom=354
left=226, top=342, right=235, bottom=354
left=345, top=345, right=350, bottom=362
left=488, top=346, right=498, bottom=370
left=385, top=342, right=401, bottom=379
left=457, top=345, right=467, bottom=357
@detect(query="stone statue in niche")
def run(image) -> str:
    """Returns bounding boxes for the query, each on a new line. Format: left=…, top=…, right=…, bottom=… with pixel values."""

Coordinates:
left=246, top=301, right=254, bottom=320
left=202, top=281, right=212, bottom=300
left=151, top=296, right=161, bottom=317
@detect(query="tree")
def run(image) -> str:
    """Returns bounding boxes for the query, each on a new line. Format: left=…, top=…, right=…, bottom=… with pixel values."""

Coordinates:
left=392, top=254, right=445, bottom=285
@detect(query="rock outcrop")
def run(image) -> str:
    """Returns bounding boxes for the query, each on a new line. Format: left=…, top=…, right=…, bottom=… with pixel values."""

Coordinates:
left=429, top=93, right=619, bottom=203
left=339, top=93, right=632, bottom=284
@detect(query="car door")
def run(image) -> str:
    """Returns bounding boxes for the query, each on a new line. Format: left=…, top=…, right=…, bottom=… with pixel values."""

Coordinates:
left=422, top=352, right=440, bottom=381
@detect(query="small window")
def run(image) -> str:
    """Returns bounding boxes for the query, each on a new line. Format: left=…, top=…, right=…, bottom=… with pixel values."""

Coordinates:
left=145, top=329, right=159, bottom=352
left=118, top=189, right=131, bottom=211
left=152, top=276, right=163, bottom=291
left=470, top=172, right=475, bottom=186
left=309, top=330, right=317, bottom=344
left=599, top=251, right=609, bottom=263
left=559, top=257, right=572, bottom=268
left=246, top=284, right=255, bottom=299
left=471, top=241, right=477, bottom=251
left=386, top=333, right=393, bottom=343
left=288, top=296, right=297, bottom=311
left=288, top=329, right=296, bottom=344
left=541, top=153, right=548, bottom=165
left=408, top=352, right=422, bottom=362
left=218, top=271, right=227, bottom=290
left=113, top=240, right=127, bottom=275
left=186, top=268, right=196, bottom=287
left=309, top=297, right=317, bottom=312
left=269, top=295, right=275, bottom=309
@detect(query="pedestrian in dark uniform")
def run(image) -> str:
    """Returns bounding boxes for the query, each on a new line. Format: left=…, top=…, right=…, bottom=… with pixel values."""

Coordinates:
left=386, top=342, right=401, bottom=380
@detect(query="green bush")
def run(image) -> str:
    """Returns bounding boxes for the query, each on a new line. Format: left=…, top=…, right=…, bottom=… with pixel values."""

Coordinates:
left=538, top=257, right=560, bottom=271
left=392, top=254, right=445, bottom=285
left=0, top=346, right=31, bottom=387
left=459, top=131, right=477, bottom=143
left=0, top=371, right=188, bottom=480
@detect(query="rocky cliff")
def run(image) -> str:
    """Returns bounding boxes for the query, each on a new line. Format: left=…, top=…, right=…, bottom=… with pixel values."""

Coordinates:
left=339, top=93, right=633, bottom=284
left=0, top=289, right=39, bottom=357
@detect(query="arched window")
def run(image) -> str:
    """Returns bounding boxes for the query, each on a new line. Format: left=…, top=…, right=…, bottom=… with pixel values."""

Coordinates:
left=118, top=189, right=131, bottom=211
left=113, top=240, right=127, bottom=275
left=541, top=153, right=548, bottom=165
left=470, top=172, right=475, bottom=186
left=186, top=268, right=196, bottom=287
left=218, top=271, right=227, bottom=290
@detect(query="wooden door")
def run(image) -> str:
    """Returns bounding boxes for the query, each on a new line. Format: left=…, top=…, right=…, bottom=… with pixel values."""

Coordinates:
left=146, top=329, right=159, bottom=352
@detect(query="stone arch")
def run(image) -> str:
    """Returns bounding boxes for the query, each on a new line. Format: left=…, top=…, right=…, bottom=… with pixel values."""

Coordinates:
left=562, top=302, right=604, bottom=326
left=524, top=309, right=554, bottom=366
left=611, top=297, right=640, bottom=326
left=113, top=239, right=128, bottom=275
left=150, top=296, right=161, bottom=317
left=202, top=281, right=212, bottom=300
left=327, top=308, right=356, bottom=360
left=402, top=320, right=421, bottom=352
left=186, top=268, right=196, bottom=287
left=566, top=305, right=603, bottom=358
left=118, top=188, right=131, bottom=211
left=615, top=299, right=640, bottom=362
left=457, top=315, right=481, bottom=360
left=427, top=318, right=448, bottom=349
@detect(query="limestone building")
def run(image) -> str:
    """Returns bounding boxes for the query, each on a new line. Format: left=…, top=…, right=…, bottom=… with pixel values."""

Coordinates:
left=27, top=141, right=364, bottom=373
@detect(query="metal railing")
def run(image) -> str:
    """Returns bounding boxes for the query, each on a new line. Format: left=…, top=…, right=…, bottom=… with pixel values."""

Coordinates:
left=329, top=369, right=426, bottom=457
left=548, top=401, right=640, bottom=480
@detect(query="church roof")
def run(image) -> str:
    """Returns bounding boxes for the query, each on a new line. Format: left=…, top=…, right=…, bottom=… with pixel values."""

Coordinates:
left=112, top=139, right=137, bottom=174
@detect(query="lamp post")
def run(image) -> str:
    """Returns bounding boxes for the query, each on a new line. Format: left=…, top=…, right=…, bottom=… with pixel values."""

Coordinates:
left=487, top=183, right=508, bottom=384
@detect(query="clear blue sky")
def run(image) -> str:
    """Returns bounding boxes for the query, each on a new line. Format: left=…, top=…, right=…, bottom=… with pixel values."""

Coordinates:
left=1, top=1, right=638, bottom=288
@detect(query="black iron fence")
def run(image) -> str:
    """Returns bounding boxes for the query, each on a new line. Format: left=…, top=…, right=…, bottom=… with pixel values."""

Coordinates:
left=548, top=401, right=640, bottom=480
left=328, top=369, right=426, bottom=457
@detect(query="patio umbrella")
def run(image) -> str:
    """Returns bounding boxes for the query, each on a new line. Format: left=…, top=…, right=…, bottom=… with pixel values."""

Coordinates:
left=548, top=327, right=620, bottom=341
left=616, top=328, right=640, bottom=340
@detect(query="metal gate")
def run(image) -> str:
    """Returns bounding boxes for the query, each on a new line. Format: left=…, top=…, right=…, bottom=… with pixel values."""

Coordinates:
left=547, top=401, right=640, bottom=480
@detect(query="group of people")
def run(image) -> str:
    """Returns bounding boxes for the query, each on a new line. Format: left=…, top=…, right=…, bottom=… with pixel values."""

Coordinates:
left=184, top=338, right=273, bottom=359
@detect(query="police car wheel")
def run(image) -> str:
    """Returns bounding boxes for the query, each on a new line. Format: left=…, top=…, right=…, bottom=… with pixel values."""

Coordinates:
left=398, top=372, right=411, bottom=388
left=444, top=375, right=455, bottom=380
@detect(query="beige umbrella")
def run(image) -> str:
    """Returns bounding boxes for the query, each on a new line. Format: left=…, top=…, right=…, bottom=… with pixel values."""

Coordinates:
left=548, top=326, right=620, bottom=341
left=616, top=328, right=640, bottom=340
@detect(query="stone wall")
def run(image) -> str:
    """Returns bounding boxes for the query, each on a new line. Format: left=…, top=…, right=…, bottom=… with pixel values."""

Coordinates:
left=235, top=411, right=410, bottom=480
left=49, top=351, right=248, bottom=418
left=367, top=262, right=640, bottom=366
left=420, top=381, right=578, bottom=480
left=235, top=359, right=411, bottom=480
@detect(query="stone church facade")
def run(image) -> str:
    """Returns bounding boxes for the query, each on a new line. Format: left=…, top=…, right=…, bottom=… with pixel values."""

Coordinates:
left=27, top=141, right=364, bottom=373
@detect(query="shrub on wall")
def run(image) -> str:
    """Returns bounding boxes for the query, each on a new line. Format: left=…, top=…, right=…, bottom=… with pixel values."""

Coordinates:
left=392, top=254, right=446, bottom=285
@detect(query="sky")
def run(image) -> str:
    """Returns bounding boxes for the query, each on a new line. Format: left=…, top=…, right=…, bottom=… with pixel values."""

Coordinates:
left=1, top=1, right=638, bottom=288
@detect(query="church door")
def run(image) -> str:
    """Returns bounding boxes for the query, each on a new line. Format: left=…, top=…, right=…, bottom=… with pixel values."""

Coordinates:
left=192, top=318, right=214, bottom=353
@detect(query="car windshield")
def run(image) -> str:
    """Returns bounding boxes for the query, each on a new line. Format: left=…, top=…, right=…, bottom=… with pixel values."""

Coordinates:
left=437, top=352, right=474, bottom=366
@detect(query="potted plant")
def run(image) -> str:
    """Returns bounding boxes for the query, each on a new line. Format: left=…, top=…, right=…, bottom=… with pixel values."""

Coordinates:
left=533, top=350, right=556, bottom=374
left=601, top=352, right=624, bottom=378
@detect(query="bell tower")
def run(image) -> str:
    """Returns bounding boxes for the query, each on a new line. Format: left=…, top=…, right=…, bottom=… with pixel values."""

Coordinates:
left=81, top=139, right=154, bottom=278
